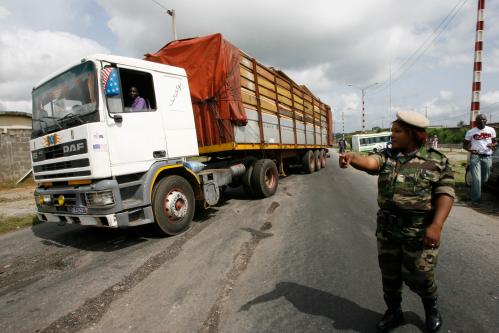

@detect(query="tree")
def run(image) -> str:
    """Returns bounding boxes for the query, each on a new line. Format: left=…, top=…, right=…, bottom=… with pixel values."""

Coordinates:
left=457, top=120, right=465, bottom=128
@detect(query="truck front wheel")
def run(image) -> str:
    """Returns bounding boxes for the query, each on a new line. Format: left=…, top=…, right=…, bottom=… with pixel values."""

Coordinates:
left=152, top=175, right=195, bottom=235
left=251, top=159, right=279, bottom=198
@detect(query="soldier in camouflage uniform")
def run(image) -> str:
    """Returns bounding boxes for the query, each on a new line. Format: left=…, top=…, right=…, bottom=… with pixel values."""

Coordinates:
left=339, top=110, right=455, bottom=333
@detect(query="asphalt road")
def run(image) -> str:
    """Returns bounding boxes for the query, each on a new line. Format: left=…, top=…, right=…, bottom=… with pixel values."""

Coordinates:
left=1, top=153, right=498, bottom=333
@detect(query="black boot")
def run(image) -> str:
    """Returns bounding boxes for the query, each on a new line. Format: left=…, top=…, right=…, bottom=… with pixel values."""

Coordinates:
left=422, top=297, right=442, bottom=332
left=376, top=295, right=405, bottom=333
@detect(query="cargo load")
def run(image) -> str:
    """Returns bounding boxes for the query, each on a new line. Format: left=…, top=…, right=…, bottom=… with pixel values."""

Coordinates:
left=145, top=33, right=332, bottom=153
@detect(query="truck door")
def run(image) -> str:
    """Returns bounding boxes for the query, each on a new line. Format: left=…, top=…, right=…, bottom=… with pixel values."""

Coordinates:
left=103, top=66, right=167, bottom=169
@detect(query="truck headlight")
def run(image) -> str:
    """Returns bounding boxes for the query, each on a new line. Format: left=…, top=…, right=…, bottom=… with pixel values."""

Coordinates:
left=85, top=191, right=115, bottom=207
left=41, top=195, right=52, bottom=205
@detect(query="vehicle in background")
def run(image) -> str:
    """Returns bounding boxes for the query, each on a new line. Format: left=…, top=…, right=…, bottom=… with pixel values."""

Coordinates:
left=30, top=34, right=332, bottom=236
left=351, top=131, right=391, bottom=153
left=485, top=148, right=499, bottom=193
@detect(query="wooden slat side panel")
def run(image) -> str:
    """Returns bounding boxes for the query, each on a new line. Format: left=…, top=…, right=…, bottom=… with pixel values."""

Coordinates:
left=277, top=94, right=292, bottom=107
left=240, top=66, right=255, bottom=81
left=240, top=55, right=253, bottom=69
left=240, top=77, right=256, bottom=92
left=260, top=95, right=277, bottom=113
left=258, top=85, right=277, bottom=100
left=241, top=87, right=258, bottom=106
left=293, top=94, right=304, bottom=106
left=276, top=86, right=292, bottom=99
left=276, top=77, right=291, bottom=90
left=256, top=64, right=275, bottom=82
left=257, top=75, right=275, bottom=91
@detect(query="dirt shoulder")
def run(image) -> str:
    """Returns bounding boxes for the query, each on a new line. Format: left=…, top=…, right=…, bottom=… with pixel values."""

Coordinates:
left=0, top=185, right=36, bottom=218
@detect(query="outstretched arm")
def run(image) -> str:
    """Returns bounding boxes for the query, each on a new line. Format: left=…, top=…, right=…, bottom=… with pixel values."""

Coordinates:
left=339, top=152, right=380, bottom=173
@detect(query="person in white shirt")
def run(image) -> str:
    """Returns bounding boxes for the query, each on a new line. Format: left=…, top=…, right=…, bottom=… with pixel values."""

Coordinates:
left=463, top=114, right=497, bottom=205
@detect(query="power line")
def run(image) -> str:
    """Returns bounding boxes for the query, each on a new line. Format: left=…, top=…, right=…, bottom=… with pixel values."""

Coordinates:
left=150, top=0, right=168, bottom=10
left=373, top=0, right=469, bottom=93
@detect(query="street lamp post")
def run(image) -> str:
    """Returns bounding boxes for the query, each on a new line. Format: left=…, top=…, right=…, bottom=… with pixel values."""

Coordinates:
left=167, top=9, right=177, bottom=41
left=348, top=82, right=379, bottom=132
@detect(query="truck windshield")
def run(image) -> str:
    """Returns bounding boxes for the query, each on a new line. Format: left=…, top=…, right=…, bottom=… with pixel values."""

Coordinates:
left=32, top=61, right=99, bottom=138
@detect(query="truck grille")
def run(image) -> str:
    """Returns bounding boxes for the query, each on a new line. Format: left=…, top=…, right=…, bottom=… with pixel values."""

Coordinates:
left=32, top=139, right=87, bottom=162
left=33, top=158, right=90, bottom=172
left=34, top=171, right=91, bottom=180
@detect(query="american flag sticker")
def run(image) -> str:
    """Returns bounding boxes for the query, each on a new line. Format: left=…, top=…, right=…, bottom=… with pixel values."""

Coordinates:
left=101, top=67, right=121, bottom=97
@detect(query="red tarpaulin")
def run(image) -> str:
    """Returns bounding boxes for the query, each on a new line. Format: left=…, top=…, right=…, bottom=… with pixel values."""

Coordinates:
left=145, top=33, right=247, bottom=147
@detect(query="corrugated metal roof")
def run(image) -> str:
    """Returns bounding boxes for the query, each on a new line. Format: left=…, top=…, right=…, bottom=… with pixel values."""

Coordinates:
left=0, top=111, right=32, bottom=118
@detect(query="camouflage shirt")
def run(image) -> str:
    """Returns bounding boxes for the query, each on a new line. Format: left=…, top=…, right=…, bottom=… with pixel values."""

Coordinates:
left=370, top=147, right=455, bottom=211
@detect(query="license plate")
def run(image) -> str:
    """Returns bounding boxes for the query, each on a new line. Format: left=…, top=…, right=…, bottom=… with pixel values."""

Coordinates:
left=69, top=206, right=87, bottom=214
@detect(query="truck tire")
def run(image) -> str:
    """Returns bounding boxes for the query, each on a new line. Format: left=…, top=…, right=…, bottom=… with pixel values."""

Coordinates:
left=242, top=157, right=258, bottom=197
left=302, top=150, right=315, bottom=174
left=320, top=149, right=327, bottom=168
left=152, top=175, right=195, bottom=236
left=314, top=150, right=321, bottom=171
left=251, top=159, right=279, bottom=198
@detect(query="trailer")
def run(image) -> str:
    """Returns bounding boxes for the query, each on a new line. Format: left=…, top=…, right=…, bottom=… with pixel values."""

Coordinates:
left=30, top=33, right=332, bottom=235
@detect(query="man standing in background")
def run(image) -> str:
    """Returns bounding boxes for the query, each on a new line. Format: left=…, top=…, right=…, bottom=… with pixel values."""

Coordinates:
left=463, top=114, right=497, bottom=206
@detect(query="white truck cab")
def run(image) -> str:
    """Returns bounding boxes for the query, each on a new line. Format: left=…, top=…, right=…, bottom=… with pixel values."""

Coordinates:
left=30, top=55, right=238, bottom=235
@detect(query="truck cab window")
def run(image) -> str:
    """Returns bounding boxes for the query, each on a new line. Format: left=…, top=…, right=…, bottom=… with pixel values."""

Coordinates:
left=119, top=68, right=157, bottom=113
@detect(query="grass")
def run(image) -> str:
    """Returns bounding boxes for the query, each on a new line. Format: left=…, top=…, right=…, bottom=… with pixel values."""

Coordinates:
left=0, top=214, right=42, bottom=235
left=448, top=159, right=469, bottom=202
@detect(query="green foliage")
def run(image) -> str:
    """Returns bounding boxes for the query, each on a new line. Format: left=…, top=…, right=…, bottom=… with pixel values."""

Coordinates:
left=426, top=127, right=468, bottom=144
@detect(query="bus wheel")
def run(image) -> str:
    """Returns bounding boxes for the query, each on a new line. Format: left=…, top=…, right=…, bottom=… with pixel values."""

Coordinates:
left=251, top=159, right=279, bottom=198
left=302, top=150, right=315, bottom=174
left=152, top=175, right=195, bottom=236
left=314, top=150, right=321, bottom=171
left=320, top=150, right=327, bottom=168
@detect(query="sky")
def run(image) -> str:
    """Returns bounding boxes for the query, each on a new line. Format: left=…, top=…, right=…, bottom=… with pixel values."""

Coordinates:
left=0, top=0, right=498, bottom=133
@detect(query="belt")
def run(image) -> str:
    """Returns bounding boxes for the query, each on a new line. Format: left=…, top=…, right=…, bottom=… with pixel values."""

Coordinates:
left=471, top=153, right=491, bottom=157
left=379, top=209, right=433, bottom=226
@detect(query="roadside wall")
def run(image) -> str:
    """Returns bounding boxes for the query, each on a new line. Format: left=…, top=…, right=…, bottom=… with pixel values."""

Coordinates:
left=0, top=128, right=32, bottom=183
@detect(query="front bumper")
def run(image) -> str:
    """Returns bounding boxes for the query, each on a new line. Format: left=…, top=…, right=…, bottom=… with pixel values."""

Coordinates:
left=34, top=178, right=154, bottom=228
left=37, top=206, right=154, bottom=228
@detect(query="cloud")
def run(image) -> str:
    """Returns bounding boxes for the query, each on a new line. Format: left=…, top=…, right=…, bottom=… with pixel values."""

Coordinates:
left=439, top=90, right=453, bottom=100
left=481, top=90, right=499, bottom=105
left=0, top=6, right=11, bottom=19
left=0, top=29, right=108, bottom=112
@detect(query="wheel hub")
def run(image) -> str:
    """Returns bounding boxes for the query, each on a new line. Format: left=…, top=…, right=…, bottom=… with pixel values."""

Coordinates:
left=164, top=190, right=188, bottom=221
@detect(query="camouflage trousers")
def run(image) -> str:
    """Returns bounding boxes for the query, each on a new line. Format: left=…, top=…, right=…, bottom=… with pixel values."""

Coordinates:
left=376, top=209, right=439, bottom=300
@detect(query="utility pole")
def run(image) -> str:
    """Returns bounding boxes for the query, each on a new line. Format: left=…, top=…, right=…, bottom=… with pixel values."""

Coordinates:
left=342, top=111, right=345, bottom=134
left=348, top=82, right=379, bottom=133
left=470, top=0, right=485, bottom=127
left=167, top=9, right=177, bottom=41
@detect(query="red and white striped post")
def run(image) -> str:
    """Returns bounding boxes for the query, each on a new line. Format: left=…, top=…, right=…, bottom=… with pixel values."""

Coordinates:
left=470, top=0, right=485, bottom=127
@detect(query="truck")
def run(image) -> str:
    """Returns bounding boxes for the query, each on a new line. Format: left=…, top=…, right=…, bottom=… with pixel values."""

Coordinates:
left=30, top=33, right=333, bottom=235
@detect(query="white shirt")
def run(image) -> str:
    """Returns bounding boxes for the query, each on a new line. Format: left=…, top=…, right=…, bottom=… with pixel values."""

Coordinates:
left=465, top=126, right=496, bottom=155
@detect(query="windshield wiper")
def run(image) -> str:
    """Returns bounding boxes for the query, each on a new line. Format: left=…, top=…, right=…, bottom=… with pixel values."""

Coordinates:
left=59, top=112, right=84, bottom=125
left=40, top=115, right=63, bottom=129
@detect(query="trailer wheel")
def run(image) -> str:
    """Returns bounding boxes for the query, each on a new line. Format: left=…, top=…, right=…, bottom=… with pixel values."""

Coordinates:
left=302, top=150, right=315, bottom=174
left=152, top=175, right=195, bottom=235
left=320, top=149, right=327, bottom=168
left=314, top=150, right=321, bottom=171
left=251, top=159, right=279, bottom=198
